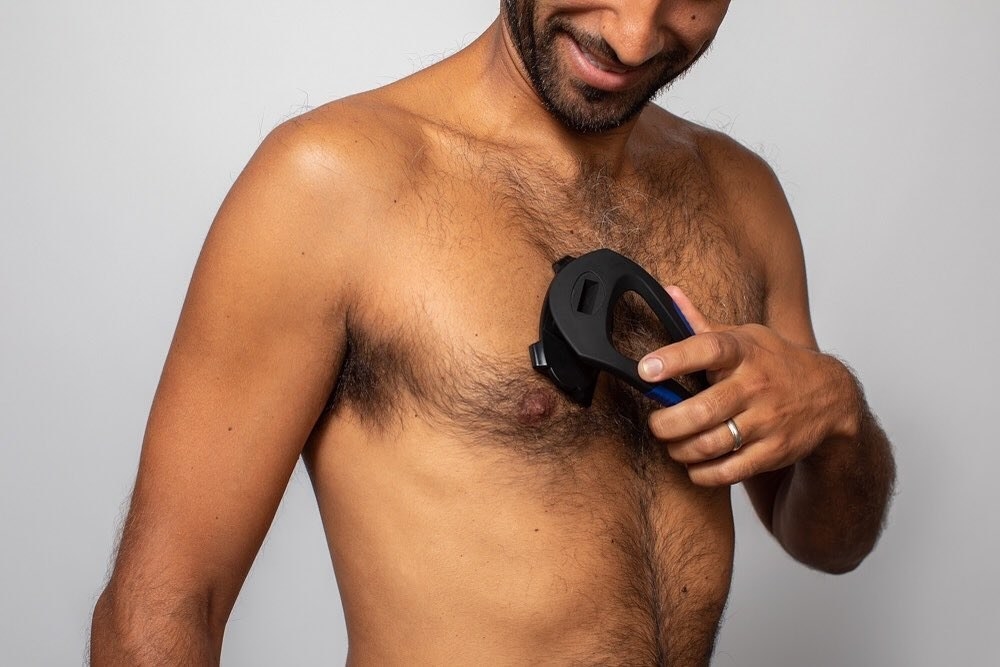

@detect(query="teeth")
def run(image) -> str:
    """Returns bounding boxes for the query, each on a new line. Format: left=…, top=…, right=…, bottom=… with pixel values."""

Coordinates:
left=583, top=50, right=609, bottom=71
left=580, top=44, right=627, bottom=74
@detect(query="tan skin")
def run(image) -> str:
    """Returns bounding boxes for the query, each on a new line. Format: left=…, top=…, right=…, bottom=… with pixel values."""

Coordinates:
left=91, top=2, right=895, bottom=665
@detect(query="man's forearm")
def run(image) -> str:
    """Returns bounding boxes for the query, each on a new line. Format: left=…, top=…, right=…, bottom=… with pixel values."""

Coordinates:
left=90, top=587, right=222, bottom=666
left=769, top=368, right=896, bottom=573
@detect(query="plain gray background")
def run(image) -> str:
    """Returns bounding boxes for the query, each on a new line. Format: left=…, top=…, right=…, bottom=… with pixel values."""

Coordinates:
left=2, top=1, right=997, bottom=664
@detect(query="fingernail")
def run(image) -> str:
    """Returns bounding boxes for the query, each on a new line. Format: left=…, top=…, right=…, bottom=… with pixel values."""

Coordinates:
left=640, top=356, right=663, bottom=378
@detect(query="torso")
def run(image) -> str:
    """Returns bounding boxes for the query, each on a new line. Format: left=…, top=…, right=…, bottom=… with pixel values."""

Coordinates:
left=300, top=81, right=767, bottom=665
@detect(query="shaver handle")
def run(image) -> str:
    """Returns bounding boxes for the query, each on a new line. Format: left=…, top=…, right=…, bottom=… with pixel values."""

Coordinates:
left=644, top=379, right=694, bottom=407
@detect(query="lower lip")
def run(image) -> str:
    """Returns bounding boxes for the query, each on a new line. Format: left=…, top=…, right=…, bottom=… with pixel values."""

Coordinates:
left=563, top=35, right=642, bottom=92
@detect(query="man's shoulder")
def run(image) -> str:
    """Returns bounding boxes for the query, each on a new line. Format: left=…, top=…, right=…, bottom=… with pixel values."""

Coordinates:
left=643, top=105, right=778, bottom=191
left=258, top=92, right=430, bottom=190
left=210, top=91, right=433, bottom=284
left=231, top=90, right=444, bottom=257
left=642, top=105, right=800, bottom=269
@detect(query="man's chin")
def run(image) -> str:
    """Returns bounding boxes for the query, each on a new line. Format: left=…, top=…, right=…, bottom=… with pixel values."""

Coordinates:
left=543, top=89, right=649, bottom=134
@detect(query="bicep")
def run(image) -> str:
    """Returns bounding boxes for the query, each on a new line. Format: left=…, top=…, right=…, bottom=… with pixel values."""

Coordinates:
left=113, top=122, right=353, bottom=626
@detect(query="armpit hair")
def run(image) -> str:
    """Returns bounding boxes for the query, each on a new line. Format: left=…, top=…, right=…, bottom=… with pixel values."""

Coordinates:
left=325, top=304, right=674, bottom=471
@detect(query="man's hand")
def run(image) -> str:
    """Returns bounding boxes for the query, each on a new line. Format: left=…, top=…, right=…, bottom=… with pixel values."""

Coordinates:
left=639, top=285, right=860, bottom=487
left=638, top=285, right=894, bottom=572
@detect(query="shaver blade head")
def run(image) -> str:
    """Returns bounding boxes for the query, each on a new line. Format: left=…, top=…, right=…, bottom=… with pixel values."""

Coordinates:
left=529, top=249, right=708, bottom=408
left=529, top=285, right=599, bottom=406
left=529, top=331, right=599, bottom=407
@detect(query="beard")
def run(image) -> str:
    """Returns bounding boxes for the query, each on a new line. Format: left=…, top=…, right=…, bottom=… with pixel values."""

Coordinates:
left=501, top=0, right=705, bottom=134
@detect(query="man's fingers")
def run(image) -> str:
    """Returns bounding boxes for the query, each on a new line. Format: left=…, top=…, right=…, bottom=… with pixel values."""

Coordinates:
left=686, top=448, right=759, bottom=487
left=648, top=382, right=746, bottom=441
left=685, top=435, right=797, bottom=487
left=639, top=330, right=743, bottom=383
left=637, top=286, right=738, bottom=383
left=662, top=415, right=752, bottom=465
left=665, top=285, right=714, bottom=334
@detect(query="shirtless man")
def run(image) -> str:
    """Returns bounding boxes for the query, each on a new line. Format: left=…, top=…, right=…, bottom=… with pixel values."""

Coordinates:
left=90, top=1, right=896, bottom=664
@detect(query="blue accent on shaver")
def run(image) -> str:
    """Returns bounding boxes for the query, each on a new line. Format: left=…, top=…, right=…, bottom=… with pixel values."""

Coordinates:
left=675, top=309, right=695, bottom=336
left=645, top=385, right=685, bottom=407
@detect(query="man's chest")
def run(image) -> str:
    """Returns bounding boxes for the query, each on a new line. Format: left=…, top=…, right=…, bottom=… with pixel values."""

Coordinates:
left=373, top=153, right=765, bottom=340
left=331, top=157, right=766, bottom=460
left=312, top=145, right=742, bottom=666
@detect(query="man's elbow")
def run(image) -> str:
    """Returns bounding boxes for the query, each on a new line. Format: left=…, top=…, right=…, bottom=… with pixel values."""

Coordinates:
left=90, top=582, right=221, bottom=665
left=783, top=529, right=882, bottom=575
left=812, top=552, right=867, bottom=575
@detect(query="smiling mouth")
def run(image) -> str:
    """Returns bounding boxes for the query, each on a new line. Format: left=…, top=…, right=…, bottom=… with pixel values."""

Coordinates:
left=570, top=35, right=634, bottom=75
left=561, top=31, right=647, bottom=93
left=576, top=40, right=632, bottom=74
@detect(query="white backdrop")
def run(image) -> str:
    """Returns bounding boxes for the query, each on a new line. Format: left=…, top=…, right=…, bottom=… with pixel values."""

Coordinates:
left=2, top=1, right=997, bottom=665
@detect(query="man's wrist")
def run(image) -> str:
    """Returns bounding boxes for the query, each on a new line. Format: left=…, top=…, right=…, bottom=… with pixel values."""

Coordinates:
left=829, top=354, right=864, bottom=439
left=803, top=354, right=865, bottom=467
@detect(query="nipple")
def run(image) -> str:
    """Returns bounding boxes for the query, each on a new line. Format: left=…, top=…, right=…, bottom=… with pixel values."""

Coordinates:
left=517, top=387, right=557, bottom=426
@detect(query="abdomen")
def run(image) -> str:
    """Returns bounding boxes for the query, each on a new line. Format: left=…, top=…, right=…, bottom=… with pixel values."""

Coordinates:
left=306, top=413, right=735, bottom=666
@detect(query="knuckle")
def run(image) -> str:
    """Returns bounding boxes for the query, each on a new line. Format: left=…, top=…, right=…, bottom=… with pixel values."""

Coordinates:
left=724, top=330, right=746, bottom=355
left=647, top=411, right=667, bottom=438
left=691, top=465, right=728, bottom=487
left=670, top=442, right=698, bottom=464
left=648, top=409, right=679, bottom=440
left=692, top=454, right=756, bottom=487
left=774, top=434, right=794, bottom=460
left=742, top=323, right=768, bottom=343
left=687, top=397, right=718, bottom=428
left=704, top=333, right=727, bottom=360
left=751, top=323, right=774, bottom=340
left=694, top=436, right=719, bottom=459
left=747, top=370, right=771, bottom=395
left=722, top=457, right=754, bottom=485
left=717, top=383, right=741, bottom=412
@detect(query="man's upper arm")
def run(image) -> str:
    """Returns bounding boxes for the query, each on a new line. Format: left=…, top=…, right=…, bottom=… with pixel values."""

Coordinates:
left=701, top=131, right=820, bottom=529
left=108, top=117, right=360, bottom=634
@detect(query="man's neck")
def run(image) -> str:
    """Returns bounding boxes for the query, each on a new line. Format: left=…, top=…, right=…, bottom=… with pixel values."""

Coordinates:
left=444, top=19, right=645, bottom=178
